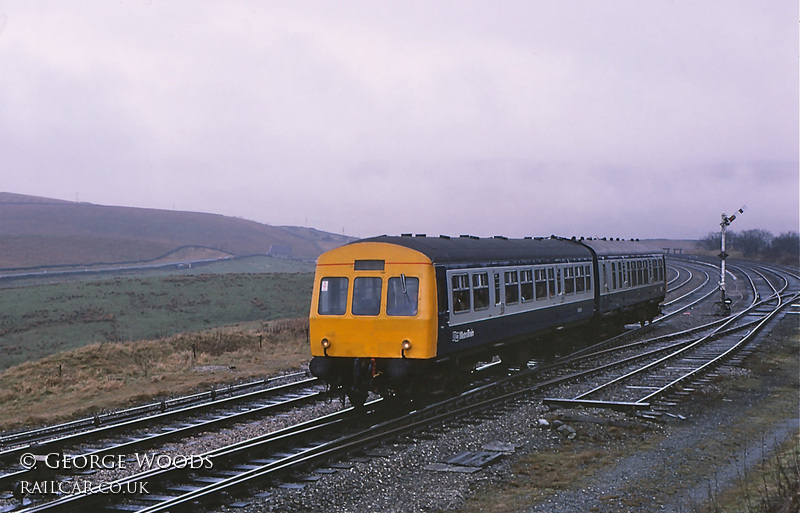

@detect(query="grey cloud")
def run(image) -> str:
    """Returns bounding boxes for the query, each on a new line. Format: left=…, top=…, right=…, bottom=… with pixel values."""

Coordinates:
left=0, top=1, right=796, bottom=240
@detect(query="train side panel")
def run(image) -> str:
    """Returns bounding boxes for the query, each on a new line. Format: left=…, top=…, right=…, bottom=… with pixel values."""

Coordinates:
left=434, top=259, right=596, bottom=358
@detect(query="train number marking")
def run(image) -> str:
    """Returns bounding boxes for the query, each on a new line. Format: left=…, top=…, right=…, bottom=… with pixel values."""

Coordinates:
left=452, top=329, right=475, bottom=343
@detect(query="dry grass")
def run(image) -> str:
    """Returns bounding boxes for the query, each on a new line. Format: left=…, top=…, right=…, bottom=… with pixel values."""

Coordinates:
left=461, top=441, right=629, bottom=512
left=701, top=435, right=800, bottom=513
left=0, top=318, right=310, bottom=432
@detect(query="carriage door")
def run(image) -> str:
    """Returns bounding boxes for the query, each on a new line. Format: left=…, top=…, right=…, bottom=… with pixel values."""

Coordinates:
left=493, top=271, right=505, bottom=315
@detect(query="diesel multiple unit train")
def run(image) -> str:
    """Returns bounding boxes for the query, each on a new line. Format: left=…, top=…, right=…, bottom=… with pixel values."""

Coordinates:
left=308, top=234, right=666, bottom=406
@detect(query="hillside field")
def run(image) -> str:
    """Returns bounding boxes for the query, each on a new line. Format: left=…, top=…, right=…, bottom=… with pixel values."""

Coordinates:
left=0, top=192, right=354, bottom=269
left=0, top=271, right=314, bottom=370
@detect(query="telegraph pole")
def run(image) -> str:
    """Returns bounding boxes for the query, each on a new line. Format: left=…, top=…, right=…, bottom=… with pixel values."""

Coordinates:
left=718, top=206, right=745, bottom=314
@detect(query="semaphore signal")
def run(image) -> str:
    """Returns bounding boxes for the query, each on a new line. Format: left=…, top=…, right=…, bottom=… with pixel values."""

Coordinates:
left=718, top=205, right=746, bottom=314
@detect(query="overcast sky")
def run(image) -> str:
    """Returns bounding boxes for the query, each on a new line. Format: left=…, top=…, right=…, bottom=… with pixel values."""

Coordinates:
left=1, top=1, right=797, bottom=240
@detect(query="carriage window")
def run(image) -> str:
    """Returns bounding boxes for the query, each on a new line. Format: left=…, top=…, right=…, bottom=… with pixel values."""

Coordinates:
left=575, top=266, right=585, bottom=293
left=585, top=264, right=592, bottom=291
left=548, top=267, right=557, bottom=297
left=611, top=262, right=617, bottom=289
left=387, top=276, right=419, bottom=316
left=535, top=269, right=547, bottom=300
left=505, top=270, right=519, bottom=305
left=520, top=269, right=534, bottom=302
left=318, top=277, right=348, bottom=315
left=452, top=274, right=471, bottom=313
left=564, top=266, right=575, bottom=294
left=472, top=272, right=490, bottom=311
left=352, top=277, right=382, bottom=316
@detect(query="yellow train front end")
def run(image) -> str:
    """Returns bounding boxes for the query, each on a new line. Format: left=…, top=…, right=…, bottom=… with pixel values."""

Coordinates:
left=308, top=241, right=438, bottom=406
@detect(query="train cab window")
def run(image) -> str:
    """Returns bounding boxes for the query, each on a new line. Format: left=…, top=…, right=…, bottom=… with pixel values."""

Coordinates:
left=387, top=276, right=419, bottom=316
left=472, top=272, right=490, bottom=311
left=318, top=277, right=348, bottom=315
left=452, top=274, right=471, bottom=313
left=534, top=269, right=547, bottom=300
left=505, top=270, right=519, bottom=305
left=584, top=264, right=592, bottom=291
left=564, top=266, right=575, bottom=295
left=520, top=269, right=534, bottom=302
left=575, top=266, right=585, bottom=293
left=352, top=277, right=382, bottom=316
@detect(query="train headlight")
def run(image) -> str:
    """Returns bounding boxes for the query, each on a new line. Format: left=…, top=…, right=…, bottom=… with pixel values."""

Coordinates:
left=321, top=338, right=331, bottom=356
left=401, top=339, right=411, bottom=358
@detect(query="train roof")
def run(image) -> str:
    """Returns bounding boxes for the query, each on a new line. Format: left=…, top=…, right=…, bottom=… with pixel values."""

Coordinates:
left=349, top=235, right=664, bottom=266
left=352, top=235, right=592, bottom=265
left=580, top=238, right=665, bottom=258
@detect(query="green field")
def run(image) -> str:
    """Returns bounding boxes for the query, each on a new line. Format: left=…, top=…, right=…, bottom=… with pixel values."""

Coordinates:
left=0, top=270, right=314, bottom=370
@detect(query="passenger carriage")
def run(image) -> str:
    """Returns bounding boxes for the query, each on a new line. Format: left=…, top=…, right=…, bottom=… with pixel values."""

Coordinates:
left=309, top=234, right=665, bottom=406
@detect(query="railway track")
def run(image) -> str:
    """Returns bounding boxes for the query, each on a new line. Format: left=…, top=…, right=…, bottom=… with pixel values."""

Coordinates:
left=3, top=260, right=796, bottom=512
left=543, top=262, right=799, bottom=414
left=0, top=375, right=327, bottom=500
left=0, top=371, right=312, bottom=449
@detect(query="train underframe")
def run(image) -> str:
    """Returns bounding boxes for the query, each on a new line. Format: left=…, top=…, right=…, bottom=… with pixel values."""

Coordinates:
left=309, top=355, right=436, bottom=407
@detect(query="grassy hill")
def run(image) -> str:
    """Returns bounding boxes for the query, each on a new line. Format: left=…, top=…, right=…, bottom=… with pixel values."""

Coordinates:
left=0, top=192, right=354, bottom=270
